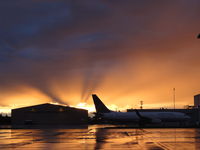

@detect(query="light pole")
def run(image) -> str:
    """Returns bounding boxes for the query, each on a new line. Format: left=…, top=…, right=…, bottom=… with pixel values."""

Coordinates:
left=173, top=88, right=176, bottom=110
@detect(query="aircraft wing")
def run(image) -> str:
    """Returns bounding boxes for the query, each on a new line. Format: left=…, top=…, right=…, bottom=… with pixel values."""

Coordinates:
left=135, top=109, right=161, bottom=125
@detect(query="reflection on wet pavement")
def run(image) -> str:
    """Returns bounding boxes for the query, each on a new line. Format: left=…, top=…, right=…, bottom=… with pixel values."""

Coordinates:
left=0, top=125, right=200, bottom=149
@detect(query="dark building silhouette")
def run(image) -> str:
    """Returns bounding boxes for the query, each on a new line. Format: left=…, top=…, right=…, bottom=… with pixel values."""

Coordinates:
left=194, top=94, right=200, bottom=107
left=12, top=103, right=88, bottom=125
left=0, top=114, right=11, bottom=125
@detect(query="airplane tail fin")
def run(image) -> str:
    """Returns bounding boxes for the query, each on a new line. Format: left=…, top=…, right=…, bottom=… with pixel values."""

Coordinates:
left=92, top=94, right=111, bottom=113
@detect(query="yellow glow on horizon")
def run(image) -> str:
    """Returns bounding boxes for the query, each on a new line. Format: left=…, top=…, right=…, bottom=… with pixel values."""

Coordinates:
left=0, top=107, right=11, bottom=114
left=75, top=102, right=96, bottom=112
left=49, top=102, right=68, bottom=106
left=0, top=101, right=189, bottom=114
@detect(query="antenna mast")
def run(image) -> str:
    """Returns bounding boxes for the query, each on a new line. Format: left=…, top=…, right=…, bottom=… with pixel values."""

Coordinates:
left=140, top=101, right=143, bottom=109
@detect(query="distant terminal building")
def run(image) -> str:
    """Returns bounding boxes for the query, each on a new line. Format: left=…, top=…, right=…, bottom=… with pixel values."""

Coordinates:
left=12, top=103, right=88, bottom=125
left=194, top=94, right=200, bottom=108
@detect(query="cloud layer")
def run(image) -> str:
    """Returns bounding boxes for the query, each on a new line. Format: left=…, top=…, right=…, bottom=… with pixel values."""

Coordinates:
left=0, top=0, right=200, bottom=108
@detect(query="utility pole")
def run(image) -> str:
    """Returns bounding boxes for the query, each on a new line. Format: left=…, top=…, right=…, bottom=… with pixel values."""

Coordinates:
left=173, top=88, right=176, bottom=110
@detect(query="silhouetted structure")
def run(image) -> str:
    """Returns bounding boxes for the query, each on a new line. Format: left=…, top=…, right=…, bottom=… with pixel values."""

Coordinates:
left=12, top=103, right=88, bottom=125
left=0, top=114, right=11, bottom=125
left=198, top=34, right=200, bottom=39
left=194, top=94, right=200, bottom=107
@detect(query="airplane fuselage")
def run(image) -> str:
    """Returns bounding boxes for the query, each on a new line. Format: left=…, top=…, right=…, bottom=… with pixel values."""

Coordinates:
left=101, top=111, right=190, bottom=123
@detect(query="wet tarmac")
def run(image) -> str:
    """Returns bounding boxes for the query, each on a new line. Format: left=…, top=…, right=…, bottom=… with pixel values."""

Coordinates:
left=0, top=125, right=200, bottom=150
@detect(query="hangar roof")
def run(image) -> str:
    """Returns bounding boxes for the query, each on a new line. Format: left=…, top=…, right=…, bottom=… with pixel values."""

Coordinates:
left=12, top=103, right=87, bottom=112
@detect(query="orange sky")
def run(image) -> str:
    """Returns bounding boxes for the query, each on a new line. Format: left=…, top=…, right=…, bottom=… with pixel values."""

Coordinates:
left=0, top=1, right=200, bottom=113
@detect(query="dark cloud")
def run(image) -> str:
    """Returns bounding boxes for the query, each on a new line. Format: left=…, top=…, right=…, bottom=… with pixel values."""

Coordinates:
left=0, top=0, right=200, bottom=107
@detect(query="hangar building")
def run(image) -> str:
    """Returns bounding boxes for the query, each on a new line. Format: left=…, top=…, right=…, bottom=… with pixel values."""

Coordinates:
left=12, top=103, right=88, bottom=125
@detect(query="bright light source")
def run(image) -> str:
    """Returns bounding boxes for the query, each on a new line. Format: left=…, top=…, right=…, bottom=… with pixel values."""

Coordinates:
left=76, top=102, right=95, bottom=112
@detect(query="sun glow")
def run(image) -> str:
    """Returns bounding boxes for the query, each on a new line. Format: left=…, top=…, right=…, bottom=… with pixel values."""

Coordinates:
left=75, top=103, right=130, bottom=113
left=0, top=107, right=11, bottom=115
left=75, top=102, right=96, bottom=112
